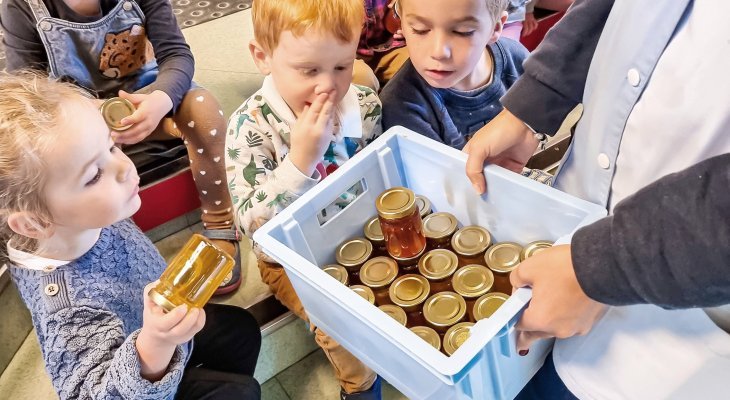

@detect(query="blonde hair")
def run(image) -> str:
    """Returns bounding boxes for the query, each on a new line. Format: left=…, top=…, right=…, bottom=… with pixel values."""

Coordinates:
left=252, top=0, right=365, bottom=54
left=0, top=71, right=92, bottom=253
left=396, top=0, right=509, bottom=26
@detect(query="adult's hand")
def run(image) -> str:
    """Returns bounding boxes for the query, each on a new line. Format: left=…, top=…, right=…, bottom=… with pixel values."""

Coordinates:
left=510, top=244, right=608, bottom=353
left=463, top=109, right=539, bottom=194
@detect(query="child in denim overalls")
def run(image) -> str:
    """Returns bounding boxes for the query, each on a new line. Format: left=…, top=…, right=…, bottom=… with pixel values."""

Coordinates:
left=0, top=0, right=242, bottom=294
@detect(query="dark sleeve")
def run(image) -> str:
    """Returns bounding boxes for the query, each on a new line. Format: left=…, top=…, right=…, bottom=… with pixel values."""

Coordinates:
left=139, top=0, right=194, bottom=112
left=500, top=0, right=614, bottom=135
left=571, top=153, right=730, bottom=308
left=380, top=66, right=446, bottom=144
left=0, top=0, right=50, bottom=71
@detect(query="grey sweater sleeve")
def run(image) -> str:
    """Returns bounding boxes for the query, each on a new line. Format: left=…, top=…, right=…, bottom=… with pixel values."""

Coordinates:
left=500, top=0, right=614, bottom=135
left=571, top=153, right=730, bottom=309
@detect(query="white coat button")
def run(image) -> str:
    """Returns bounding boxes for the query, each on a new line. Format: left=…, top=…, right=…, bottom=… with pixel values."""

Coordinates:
left=597, top=153, right=611, bottom=169
left=122, top=1, right=133, bottom=11
left=39, top=21, right=52, bottom=31
left=42, top=265, right=56, bottom=273
left=44, top=283, right=59, bottom=296
left=627, top=69, right=641, bottom=87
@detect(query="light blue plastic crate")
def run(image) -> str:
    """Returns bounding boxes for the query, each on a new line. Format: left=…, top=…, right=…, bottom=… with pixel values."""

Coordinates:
left=253, top=127, right=606, bottom=399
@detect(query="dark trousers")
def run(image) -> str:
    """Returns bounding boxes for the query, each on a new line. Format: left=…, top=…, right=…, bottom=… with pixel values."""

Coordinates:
left=175, top=303, right=262, bottom=400
left=515, top=352, right=579, bottom=400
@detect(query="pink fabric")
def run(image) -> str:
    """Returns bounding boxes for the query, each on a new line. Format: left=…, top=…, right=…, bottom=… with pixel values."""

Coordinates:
left=502, top=21, right=524, bottom=41
left=315, top=162, right=328, bottom=180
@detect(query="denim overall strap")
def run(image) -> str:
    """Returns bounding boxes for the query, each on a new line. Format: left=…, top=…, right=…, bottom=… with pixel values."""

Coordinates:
left=24, top=0, right=158, bottom=97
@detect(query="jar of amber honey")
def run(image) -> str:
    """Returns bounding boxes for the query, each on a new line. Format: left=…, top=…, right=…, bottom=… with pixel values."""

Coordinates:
left=422, top=212, right=458, bottom=250
left=360, top=256, right=399, bottom=306
left=149, top=234, right=235, bottom=312
left=452, top=264, right=494, bottom=322
left=363, top=217, right=387, bottom=257
left=520, top=240, right=553, bottom=261
left=423, top=291, right=467, bottom=334
left=375, top=187, right=426, bottom=260
left=322, top=264, right=349, bottom=286
left=415, top=194, right=433, bottom=218
left=379, top=304, right=408, bottom=326
left=393, top=247, right=425, bottom=275
left=484, top=242, right=523, bottom=294
left=451, top=226, right=492, bottom=266
left=389, top=274, right=431, bottom=327
left=350, top=285, right=376, bottom=305
left=410, top=326, right=441, bottom=351
left=418, top=249, right=459, bottom=293
left=335, top=238, right=373, bottom=286
left=443, top=322, right=474, bottom=356
left=472, top=292, right=510, bottom=321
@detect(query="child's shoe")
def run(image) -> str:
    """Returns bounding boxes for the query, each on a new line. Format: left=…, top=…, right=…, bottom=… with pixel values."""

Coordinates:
left=340, top=375, right=382, bottom=400
left=202, top=229, right=243, bottom=295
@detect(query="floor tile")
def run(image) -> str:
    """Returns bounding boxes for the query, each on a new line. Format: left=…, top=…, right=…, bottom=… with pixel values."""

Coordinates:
left=261, top=378, right=291, bottom=400
left=0, top=330, right=57, bottom=400
left=254, top=319, right=319, bottom=384
left=211, top=237, right=272, bottom=308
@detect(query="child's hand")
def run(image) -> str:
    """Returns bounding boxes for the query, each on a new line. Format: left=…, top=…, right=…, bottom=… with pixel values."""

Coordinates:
left=113, top=90, right=173, bottom=145
left=135, top=281, right=205, bottom=381
left=288, top=92, right=336, bottom=176
left=522, top=13, right=539, bottom=37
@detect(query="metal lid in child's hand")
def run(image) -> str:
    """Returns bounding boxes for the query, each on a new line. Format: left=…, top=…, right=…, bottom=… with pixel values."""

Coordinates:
left=415, top=194, right=432, bottom=218
left=389, top=274, right=430, bottom=307
left=375, top=187, right=417, bottom=220
left=423, top=291, right=467, bottom=328
left=473, top=292, right=510, bottom=321
left=452, top=264, right=494, bottom=299
left=443, top=322, right=474, bottom=356
left=148, top=288, right=177, bottom=313
left=322, top=264, right=349, bottom=285
left=410, top=326, right=441, bottom=350
left=379, top=304, right=408, bottom=326
left=350, top=285, right=376, bottom=305
left=99, top=97, right=135, bottom=131
left=485, top=242, right=523, bottom=273
left=520, top=240, right=553, bottom=261
left=335, top=238, right=373, bottom=268
left=418, top=249, right=458, bottom=280
left=363, top=217, right=384, bottom=243
left=360, top=256, right=399, bottom=288
left=451, top=226, right=492, bottom=256
left=423, top=212, right=458, bottom=240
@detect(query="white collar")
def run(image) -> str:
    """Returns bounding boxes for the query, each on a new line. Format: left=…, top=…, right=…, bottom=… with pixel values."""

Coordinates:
left=7, top=243, right=70, bottom=272
left=260, top=75, right=363, bottom=140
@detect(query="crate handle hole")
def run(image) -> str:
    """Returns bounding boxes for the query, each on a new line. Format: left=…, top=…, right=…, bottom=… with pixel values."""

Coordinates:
left=316, top=178, right=368, bottom=226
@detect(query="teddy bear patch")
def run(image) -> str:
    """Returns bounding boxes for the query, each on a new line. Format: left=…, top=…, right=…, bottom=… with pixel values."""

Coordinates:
left=99, top=25, right=155, bottom=79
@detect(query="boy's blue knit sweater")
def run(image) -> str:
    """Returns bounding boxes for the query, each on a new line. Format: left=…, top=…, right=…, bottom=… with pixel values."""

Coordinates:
left=9, top=219, right=190, bottom=399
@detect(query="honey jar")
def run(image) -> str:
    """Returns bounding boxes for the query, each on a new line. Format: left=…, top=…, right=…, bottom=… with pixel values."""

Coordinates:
left=452, top=264, right=494, bottom=322
left=375, top=187, right=427, bottom=259
left=520, top=240, right=553, bottom=261
left=350, top=285, right=376, bottom=305
left=422, top=212, right=459, bottom=250
left=484, top=242, right=523, bottom=294
left=379, top=304, right=408, bottom=326
left=149, top=234, right=234, bottom=312
left=415, top=194, right=433, bottom=218
left=363, top=217, right=387, bottom=257
left=418, top=249, right=459, bottom=293
left=423, top=291, right=467, bottom=334
left=360, top=256, right=399, bottom=306
left=451, top=226, right=492, bottom=266
left=410, top=326, right=441, bottom=351
left=335, top=238, right=373, bottom=285
left=443, top=322, right=474, bottom=356
left=393, top=246, right=425, bottom=275
left=472, top=292, right=510, bottom=321
left=322, top=264, right=349, bottom=286
left=389, top=274, right=431, bottom=327
left=99, top=97, right=135, bottom=131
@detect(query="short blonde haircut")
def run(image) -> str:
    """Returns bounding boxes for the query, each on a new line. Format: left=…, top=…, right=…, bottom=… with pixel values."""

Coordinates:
left=396, top=0, right=509, bottom=26
left=0, top=71, right=92, bottom=254
left=252, top=0, right=365, bottom=54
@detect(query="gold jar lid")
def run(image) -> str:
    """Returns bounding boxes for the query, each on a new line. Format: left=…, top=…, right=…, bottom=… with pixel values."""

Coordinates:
left=99, top=97, right=135, bottom=131
left=360, top=257, right=399, bottom=288
left=443, top=322, right=474, bottom=356
left=452, top=264, right=494, bottom=299
left=350, top=285, right=375, bottom=305
left=335, top=238, right=373, bottom=268
left=322, top=264, right=349, bottom=285
left=520, top=240, right=553, bottom=261
left=389, top=274, right=430, bottom=307
left=363, top=217, right=384, bottom=243
left=451, top=226, right=492, bottom=256
left=375, top=187, right=417, bottom=220
left=484, top=242, right=523, bottom=273
left=410, top=326, right=441, bottom=350
left=418, top=249, right=458, bottom=280
left=148, top=288, right=177, bottom=313
left=379, top=304, right=408, bottom=326
left=473, top=292, right=510, bottom=321
left=415, top=194, right=432, bottom=218
left=423, top=291, right=467, bottom=329
left=422, top=212, right=458, bottom=240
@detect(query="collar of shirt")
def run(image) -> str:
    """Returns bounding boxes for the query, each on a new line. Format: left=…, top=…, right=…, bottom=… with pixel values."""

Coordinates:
left=7, top=243, right=70, bottom=272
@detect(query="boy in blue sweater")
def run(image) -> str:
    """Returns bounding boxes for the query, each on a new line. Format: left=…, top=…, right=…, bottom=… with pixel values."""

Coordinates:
left=380, top=0, right=528, bottom=150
